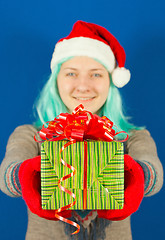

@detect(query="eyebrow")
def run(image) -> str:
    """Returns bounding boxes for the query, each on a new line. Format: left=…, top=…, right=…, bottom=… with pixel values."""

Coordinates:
left=63, top=67, right=105, bottom=71
left=63, top=68, right=77, bottom=70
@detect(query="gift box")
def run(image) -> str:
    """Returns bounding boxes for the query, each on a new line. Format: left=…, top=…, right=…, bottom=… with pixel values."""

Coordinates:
left=41, top=140, right=124, bottom=210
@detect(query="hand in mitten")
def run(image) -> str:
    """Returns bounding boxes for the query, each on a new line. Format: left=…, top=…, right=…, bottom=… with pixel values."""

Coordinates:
left=18, top=156, right=72, bottom=220
left=97, top=154, right=145, bottom=221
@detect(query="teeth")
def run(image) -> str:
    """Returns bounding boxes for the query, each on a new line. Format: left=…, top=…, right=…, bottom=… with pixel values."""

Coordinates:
left=75, top=97, right=93, bottom=100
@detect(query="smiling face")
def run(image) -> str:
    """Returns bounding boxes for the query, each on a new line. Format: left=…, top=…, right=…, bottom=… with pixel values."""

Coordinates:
left=57, top=56, right=110, bottom=114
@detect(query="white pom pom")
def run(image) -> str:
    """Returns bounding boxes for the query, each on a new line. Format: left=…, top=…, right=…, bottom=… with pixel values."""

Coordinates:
left=111, top=67, right=131, bottom=88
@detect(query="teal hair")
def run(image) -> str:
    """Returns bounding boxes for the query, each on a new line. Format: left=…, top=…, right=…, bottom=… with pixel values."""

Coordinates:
left=33, top=57, right=72, bottom=127
left=33, top=57, right=144, bottom=135
left=102, top=77, right=143, bottom=134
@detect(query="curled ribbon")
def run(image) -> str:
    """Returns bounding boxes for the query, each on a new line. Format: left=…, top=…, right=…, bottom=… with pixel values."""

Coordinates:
left=55, top=140, right=80, bottom=235
left=35, top=104, right=128, bottom=234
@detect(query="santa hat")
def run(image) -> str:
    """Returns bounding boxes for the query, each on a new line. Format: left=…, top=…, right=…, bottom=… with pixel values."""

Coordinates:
left=50, top=21, right=131, bottom=88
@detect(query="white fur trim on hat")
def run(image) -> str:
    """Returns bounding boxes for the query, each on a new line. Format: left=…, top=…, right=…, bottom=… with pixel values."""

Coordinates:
left=50, top=37, right=116, bottom=73
left=111, top=67, right=131, bottom=88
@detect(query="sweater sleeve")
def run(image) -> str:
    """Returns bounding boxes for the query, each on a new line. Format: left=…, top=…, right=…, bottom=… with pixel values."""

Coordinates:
left=126, top=129, right=163, bottom=197
left=0, top=125, right=40, bottom=197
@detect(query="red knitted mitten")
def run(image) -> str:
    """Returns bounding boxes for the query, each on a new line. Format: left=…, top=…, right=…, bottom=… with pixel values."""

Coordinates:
left=18, top=156, right=72, bottom=220
left=97, top=154, right=145, bottom=221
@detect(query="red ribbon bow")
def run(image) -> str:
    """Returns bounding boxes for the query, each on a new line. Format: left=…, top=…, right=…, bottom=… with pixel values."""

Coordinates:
left=35, top=104, right=128, bottom=143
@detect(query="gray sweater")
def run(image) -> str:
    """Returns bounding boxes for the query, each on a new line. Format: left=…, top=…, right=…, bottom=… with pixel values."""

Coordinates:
left=0, top=125, right=163, bottom=240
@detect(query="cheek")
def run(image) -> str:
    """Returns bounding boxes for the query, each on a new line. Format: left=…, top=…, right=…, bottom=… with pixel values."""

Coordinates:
left=97, top=80, right=110, bottom=95
left=57, top=78, right=73, bottom=97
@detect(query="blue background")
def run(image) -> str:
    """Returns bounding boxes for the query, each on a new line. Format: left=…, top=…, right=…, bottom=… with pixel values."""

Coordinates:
left=0, top=0, right=165, bottom=239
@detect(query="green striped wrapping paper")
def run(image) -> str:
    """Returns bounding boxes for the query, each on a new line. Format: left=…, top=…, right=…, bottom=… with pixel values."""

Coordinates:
left=41, top=140, right=124, bottom=210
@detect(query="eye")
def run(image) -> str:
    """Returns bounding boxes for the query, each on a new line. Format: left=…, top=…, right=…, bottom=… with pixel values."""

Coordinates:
left=92, top=73, right=102, bottom=77
left=66, top=72, right=76, bottom=77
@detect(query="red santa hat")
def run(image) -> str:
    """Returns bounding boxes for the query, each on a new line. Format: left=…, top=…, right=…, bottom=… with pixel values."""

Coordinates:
left=50, top=20, right=131, bottom=88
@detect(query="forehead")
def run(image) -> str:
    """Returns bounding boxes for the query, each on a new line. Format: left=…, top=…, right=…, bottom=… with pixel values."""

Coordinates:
left=61, top=56, right=107, bottom=71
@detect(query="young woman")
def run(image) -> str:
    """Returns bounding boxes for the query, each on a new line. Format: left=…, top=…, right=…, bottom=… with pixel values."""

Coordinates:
left=0, top=20, right=163, bottom=240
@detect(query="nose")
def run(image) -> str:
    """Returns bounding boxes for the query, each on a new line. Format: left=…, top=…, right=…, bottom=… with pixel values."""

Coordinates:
left=75, top=75, right=91, bottom=93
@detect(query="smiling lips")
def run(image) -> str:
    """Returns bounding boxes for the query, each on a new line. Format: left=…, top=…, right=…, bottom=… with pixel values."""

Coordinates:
left=73, top=97, right=95, bottom=102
